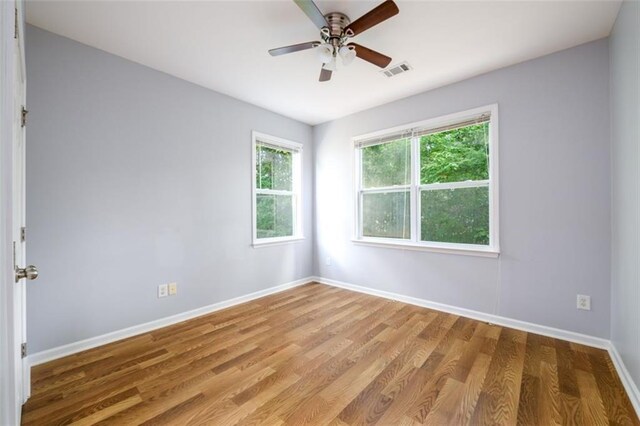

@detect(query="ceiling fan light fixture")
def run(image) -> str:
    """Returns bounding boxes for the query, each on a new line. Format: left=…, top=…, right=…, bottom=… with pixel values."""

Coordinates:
left=316, top=43, right=334, bottom=64
left=339, top=45, right=356, bottom=66
left=323, top=56, right=337, bottom=71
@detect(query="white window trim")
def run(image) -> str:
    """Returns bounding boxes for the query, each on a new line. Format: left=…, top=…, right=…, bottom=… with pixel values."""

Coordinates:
left=352, top=104, right=500, bottom=257
left=251, top=131, right=304, bottom=247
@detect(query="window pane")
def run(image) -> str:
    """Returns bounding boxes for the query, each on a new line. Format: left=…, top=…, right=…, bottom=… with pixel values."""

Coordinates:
left=420, top=122, right=489, bottom=184
left=256, top=144, right=293, bottom=191
left=362, top=138, right=411, bottom=188
left=256, top=194, right=293, bottom=238
left=420, top=186, right=489, bottom=245
left=362, top=191, right=410, bottom=239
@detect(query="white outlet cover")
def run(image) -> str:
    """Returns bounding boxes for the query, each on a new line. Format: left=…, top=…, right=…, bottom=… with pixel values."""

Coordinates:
left=169, top=282, right=177, bottom=296
left=325, top=257, right=331, bottom=266
left=158, top=284, right=168, bottom=298
left=577, top=294, right=591, bottom=310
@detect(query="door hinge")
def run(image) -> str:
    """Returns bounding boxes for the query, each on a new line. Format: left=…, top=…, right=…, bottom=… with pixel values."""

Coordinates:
left=21, top=343, right=27, bottom=358
left=14, top=8, right=18, bottom=39
left=21, top=107, right=28, bottom=127
left=20, top=227, right=26, bottom=243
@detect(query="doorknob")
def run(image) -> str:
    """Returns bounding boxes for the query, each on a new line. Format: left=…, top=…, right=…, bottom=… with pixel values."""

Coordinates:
left=15, top=265, right=38, bottom=282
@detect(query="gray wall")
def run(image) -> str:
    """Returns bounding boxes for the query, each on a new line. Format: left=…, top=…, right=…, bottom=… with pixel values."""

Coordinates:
left=610, top=0, right=640, bottom=393
left=26, top=23, right=616, bottom=354
left=314, top=39, right=611, bottom=338
left=26, top=26, right=313, bottom=353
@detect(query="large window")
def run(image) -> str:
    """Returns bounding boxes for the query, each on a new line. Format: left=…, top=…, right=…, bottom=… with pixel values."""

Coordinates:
left=252, top=132, right=303, bottom=245
left=354, top=106, right=499, bottom=256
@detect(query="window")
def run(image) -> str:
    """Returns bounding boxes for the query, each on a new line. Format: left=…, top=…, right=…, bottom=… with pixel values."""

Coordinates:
left=354, top=105, right=499, bottom=256
left=252, top=132, right=303, bottom=246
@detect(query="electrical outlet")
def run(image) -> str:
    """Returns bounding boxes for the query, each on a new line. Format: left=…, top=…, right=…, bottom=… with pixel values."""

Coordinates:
left=325, top=257, right=331, bottom=266
left=158, top=284, right=168, bottom=298
left=577, top=294, right=591, bottom=310
left=169, top=282, right=178, bottom=296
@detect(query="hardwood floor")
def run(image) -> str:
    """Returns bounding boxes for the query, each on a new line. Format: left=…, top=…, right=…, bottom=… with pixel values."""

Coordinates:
left=23, top=283, right=639, bottom=425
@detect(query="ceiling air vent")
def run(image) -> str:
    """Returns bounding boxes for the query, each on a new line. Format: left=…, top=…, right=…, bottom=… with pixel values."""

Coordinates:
left=382, top=61, right=412, bottom=78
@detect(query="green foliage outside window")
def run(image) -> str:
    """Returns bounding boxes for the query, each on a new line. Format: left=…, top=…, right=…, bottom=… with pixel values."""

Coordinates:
left=362, top=192, right=411, bottom=239
left=360, top=122, right=491, bottom=245
left=362, top=138, right=411, bottom=188
left=420, top=123, right=489, bottom=184
left=256, top=194, right=293, bottom=239
left=420, top=122, right=490, bottom=245
left=421, top=186, right=489, bottom=244
left=256, top=144, right=292, bottom=191
left=256, top=144, right=294, bottom=239
left=361, top=138, right=411, bottom=239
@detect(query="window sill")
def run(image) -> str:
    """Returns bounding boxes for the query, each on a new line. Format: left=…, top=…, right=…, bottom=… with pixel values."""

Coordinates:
left=351, top=238, right=500, bottom=258
left=252, top=237, right=305, bottom=248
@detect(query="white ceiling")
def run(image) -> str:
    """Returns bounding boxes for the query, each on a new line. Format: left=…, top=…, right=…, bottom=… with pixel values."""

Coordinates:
left=26, top=0, right=621, bottom=125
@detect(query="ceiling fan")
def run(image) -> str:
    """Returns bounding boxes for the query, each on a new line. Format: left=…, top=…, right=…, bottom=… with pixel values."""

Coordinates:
left=269, top=0, right=399, bottom=82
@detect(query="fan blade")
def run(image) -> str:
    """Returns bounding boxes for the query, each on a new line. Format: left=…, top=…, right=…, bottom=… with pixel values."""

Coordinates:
left=293, top=0, right=328, bottom=30
left=345, top=0, right=399, bottom=37
left=269, top=41, right=320, bottom=56
left=319, top=67, right=332, bottom=82
left=348, top=43, right=392, bottom=68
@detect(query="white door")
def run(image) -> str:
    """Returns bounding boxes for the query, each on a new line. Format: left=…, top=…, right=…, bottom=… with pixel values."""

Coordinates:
left=12, top=0, right=36, bottom=405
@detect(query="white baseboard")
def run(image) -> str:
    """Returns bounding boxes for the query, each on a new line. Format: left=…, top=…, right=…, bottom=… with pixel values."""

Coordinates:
left=312, top=276, right=610, bottom=349
left=608, top=342, right=640, bottom=416
left=27, top=276, right=313, bottom=367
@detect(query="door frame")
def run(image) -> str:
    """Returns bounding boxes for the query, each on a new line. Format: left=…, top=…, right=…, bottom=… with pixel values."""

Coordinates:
left=0, top=0, right=26, bottom=424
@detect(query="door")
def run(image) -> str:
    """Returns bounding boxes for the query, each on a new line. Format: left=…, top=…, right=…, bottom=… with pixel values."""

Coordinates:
left=12, top=0, right=37, bottom=404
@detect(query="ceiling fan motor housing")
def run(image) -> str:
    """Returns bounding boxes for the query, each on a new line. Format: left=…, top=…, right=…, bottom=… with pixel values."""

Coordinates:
left=322, top=12, right=351, bottom=41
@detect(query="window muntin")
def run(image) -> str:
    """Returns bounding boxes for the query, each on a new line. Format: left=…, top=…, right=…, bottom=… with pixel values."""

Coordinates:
left=252, top=133, right=302, bottom=245
left=354, top=107, right=498, bottom=254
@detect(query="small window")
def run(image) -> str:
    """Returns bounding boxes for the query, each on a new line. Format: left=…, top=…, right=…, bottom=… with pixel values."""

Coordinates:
left=354, top=105, right=499, bottom=256
left=252, top=132, right=303, bottom=246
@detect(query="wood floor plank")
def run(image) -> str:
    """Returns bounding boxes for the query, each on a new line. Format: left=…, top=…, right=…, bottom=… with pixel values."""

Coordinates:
left=589, top=351, right=640, bottom=425
left=558, top=392, right=585, bottom=426
left=555, top=339, right=581, bottom=398
left=373, top=323, right=466, bottom=424
left=281, top=315, right=429, bottom=425
left=405, top=337, right=466, bottom=423
left=336, top=337, right=434, bottom=425
left=421, top=377, right=466, bottom=424
left=538, top=349, right=562, bottom=425
left=468, top=327, right=527, bottom=426
left=238, top=323, right=392, bottom=423
left=575, top=368, right=610, bottom=425
left=450, top=351, right=494, bottom=425
left=516, top=373, right=541, bottom=426
left=22, top=283, right=639, bottom=425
